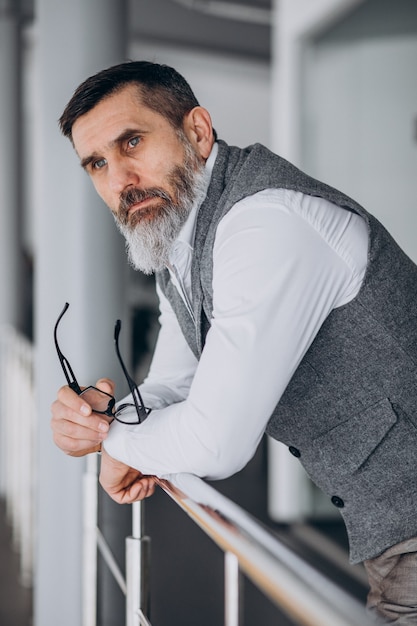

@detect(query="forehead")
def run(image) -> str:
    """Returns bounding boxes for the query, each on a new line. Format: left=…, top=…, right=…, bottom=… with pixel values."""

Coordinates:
left=71, top=85, right=170, bottom=156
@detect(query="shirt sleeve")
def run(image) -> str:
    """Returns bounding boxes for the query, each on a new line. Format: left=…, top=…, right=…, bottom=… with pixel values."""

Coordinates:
left=104, top=190, right=368, bottom=480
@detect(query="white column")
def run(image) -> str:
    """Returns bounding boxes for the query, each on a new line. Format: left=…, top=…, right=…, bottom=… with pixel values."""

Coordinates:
left=268, top=0, right=365, bottom=521
left=0, top=1, right=22, bottom=329
left=34, top=2, right=128, bottom=625
left=271, top=0, right=365, bottom=163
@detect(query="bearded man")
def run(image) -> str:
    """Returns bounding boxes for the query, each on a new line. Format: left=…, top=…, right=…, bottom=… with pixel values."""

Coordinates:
left=51, top=61, right=417, bottom=624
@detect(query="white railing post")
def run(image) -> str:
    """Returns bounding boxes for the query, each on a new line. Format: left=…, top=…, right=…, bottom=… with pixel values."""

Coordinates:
left=224, top=551, right=241, bottom=626
left=83, top=453, right=99, bottom=626
left=0, top=326, right=36, bottom=587
left=126, top=501, right=151, bottom=626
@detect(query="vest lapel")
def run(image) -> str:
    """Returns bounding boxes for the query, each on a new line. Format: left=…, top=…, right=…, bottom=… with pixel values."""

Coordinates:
left=191, top=142, right=242, bottom=354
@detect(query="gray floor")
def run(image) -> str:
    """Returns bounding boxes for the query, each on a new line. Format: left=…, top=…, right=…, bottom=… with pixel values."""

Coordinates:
left=0, top=500, right=32, bottom=626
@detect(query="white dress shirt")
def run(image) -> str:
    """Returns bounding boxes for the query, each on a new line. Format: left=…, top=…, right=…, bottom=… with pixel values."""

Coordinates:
left=104, top=145, right=369, bottom=480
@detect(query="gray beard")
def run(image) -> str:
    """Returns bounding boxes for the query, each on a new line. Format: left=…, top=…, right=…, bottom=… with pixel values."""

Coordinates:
left=113, top=144, right=210, bottom=275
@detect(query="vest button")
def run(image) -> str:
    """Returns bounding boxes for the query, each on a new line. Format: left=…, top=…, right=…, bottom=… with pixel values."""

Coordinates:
left=331, top=495, right=345, bottom=508
left=288, top=446, right=301, bottom=458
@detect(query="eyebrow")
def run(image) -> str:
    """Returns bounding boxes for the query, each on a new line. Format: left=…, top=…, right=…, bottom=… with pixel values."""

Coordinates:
left=79, top=127, right=146, bottom=170
left=80, top=154, right=99, bottom=170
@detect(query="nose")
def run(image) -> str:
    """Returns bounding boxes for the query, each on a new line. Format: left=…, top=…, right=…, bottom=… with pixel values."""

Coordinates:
left=108, top=159, right=140, bottom=195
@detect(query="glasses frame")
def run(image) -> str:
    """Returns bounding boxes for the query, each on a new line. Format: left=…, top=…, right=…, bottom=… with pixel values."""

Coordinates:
left=54, top=302, right=149, bottom=424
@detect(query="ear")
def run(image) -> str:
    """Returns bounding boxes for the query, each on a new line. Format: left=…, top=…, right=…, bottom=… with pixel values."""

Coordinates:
left=183, top=107, right=215, bottom=160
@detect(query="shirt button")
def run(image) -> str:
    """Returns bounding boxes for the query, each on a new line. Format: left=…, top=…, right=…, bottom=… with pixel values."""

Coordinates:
left=331, top=495, right=345, bottom=508
left=288, top=446, right=301, bottom=458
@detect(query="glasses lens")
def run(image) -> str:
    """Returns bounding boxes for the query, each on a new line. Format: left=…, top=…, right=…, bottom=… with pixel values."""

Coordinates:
left=80, top=386, right=115, bottom=416
left=114, top=402, right=140, bottom=424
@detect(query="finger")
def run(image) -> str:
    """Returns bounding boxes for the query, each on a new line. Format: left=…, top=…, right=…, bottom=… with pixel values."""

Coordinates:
left=51, top=398, right=110, bottom=436
left=57, top=384, right=93, bottom=417
left=52, top=430, right=102, bottom=456
left=142, top=477, right=157, bottom=499
left=95, top=378, right=115, bottom=396
left=105, top=477, right=154, bottom=504
left=51, top=409, right=105, bottom=455
left=51, top=409, right=109, bottom=440
left=126, top=477, right=157, bottom=502
left=51, top=407, right=109, bottom=460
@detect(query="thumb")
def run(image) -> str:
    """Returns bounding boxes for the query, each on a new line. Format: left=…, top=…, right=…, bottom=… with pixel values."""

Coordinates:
left=96, top=377, right=115, bottom=396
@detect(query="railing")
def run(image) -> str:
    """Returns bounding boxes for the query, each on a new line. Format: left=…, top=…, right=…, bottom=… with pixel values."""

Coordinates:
left=85, top=469, right=377, bottom=626
left=0, top=329, right=375, bottom=625
left=0, top=326, right=376, bottom=625
left=0, top=324, right=36, bottom=587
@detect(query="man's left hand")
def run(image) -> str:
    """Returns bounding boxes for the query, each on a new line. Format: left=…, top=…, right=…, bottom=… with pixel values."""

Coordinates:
left=99, top=449, right=156, bottom=503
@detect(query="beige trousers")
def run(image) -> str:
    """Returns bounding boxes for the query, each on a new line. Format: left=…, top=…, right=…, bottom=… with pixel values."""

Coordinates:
left=364, top=537, right=417, bottom=624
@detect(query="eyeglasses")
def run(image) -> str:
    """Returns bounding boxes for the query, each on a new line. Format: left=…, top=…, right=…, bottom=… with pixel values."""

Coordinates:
left=54, top=302, right=150, bottom=424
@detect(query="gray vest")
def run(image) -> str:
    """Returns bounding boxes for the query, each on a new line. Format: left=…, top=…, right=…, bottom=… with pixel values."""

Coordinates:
left=156, top=140, right=417, bottom=563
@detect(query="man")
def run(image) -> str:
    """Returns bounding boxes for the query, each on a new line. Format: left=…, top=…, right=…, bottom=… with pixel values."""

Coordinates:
left=51, top=61, right=417, bottom=623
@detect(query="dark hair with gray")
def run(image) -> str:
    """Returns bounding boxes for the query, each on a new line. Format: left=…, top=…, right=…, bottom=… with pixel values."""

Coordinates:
left=59, top=60, right=213, bottom=141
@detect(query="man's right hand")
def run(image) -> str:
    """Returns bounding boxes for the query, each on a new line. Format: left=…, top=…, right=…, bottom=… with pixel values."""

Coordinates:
left=51, top=378, right=115, bottom=456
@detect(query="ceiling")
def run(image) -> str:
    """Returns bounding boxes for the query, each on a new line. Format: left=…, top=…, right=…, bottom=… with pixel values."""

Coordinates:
left=17, top=0, right=272, bottom=60
left=128, top=0, right=272, bottom=60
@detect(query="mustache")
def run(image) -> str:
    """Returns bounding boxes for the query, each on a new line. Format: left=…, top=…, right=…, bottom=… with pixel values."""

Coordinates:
left=118, top=187, right=171, bottom=224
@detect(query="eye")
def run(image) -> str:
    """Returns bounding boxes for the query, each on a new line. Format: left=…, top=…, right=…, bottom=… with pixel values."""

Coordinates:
left=127, top=136, right=140, bottom=149
left=92, top=158, right=107, bottom=170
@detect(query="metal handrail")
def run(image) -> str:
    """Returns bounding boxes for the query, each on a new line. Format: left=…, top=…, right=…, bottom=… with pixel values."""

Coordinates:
left=91, top=471, right=376, bottom=626
left=155, top=474, right=374, bottom=626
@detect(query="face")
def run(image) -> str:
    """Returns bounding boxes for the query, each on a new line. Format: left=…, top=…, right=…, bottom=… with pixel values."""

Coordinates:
left=71, top=85, right=211, bottom=273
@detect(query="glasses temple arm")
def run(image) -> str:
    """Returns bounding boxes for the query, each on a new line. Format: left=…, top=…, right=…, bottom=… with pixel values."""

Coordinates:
left=114, top=320, right=148, bottom=422
left=54, top=303, right=82, bottom=395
